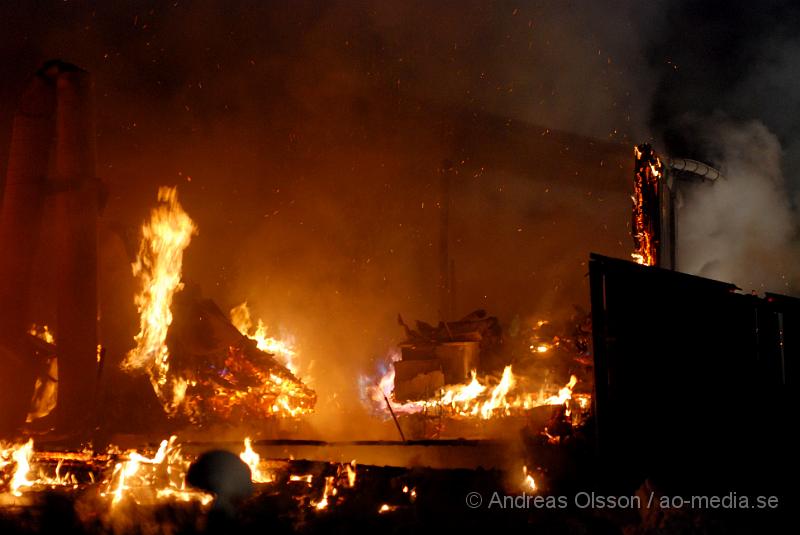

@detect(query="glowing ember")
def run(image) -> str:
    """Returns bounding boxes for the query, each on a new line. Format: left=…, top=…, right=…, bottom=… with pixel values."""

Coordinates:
left=26, top=359, right=58, bottom=423
left=0, top=436, right=369, bottom=514
left=230, top=301, right=300, bottom=376
left=338, top=460, right=357, bottom=488
left=522, top=465, right=537, bottom=492
left=402, top=485, right=417, bottom=501
left=24, top=324, right=59, bottom=422
left=313, top=476, right=335, bottom=510
left=101, top=436, right=212, bottom=507
left=631, top=144, right=662, bottom=266
left=122, top=186, right=197, bottom=415
left=28, top=323, right=55, bottom=345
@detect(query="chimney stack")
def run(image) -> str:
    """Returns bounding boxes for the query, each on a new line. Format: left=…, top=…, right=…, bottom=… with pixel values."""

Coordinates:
left=0, top=61, right=99, bottom=436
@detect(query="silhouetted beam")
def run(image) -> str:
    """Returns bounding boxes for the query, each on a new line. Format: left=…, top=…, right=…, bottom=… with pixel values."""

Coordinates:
left=52, top=64, right=99, bottom=434
left=0, top=65, right=58, bottom=344
left=0, top=64, right=58, bottom=435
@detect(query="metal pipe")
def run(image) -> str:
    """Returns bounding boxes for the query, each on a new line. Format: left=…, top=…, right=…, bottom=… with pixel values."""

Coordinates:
left=667, top=158, right=723, bottom=181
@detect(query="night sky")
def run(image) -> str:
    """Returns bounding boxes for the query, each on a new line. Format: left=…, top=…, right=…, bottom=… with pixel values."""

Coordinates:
left=2, top=1, right=799, bottom=436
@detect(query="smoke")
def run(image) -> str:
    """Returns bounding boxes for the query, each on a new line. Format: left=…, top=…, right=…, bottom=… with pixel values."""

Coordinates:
left=648, top=1, right=800, bottom=294
left=676, top=117, right=800, bottom=293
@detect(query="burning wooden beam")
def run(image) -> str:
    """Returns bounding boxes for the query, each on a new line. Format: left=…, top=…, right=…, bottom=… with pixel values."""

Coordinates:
left=631, top=144, right=663, bottom=267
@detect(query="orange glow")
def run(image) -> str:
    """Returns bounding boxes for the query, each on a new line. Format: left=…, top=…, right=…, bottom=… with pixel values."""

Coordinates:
left=522, top=465, right=537, bottom=492
left=28, top=324, right=55, bottom=345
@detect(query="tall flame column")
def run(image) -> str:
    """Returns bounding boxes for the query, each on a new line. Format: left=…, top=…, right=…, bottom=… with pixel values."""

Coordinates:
left=52, top=66, right=99, bottom=431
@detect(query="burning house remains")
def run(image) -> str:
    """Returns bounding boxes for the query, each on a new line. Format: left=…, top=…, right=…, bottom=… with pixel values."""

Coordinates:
left=393, top=310, right=502, bottom=401
left=0, top=63, right=316, bottom=435
left=0, top=19, right=794, bottom=531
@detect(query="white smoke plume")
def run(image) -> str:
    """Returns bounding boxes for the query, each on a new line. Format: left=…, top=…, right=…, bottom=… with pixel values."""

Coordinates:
left=677, top=117, right=800, bottom=294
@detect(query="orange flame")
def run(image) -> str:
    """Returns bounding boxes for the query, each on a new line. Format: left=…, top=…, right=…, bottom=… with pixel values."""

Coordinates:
left=313, top=476, right=336, bottom=510
left=122, top=187, right=197, bottom=414
left=364, top=354, right=581, bottom=420
left=522, top=465, right=537, bottom=492
left=230, top=302, right=301, bottom=377
left=239, top=438, right=274, bottom=483
left=5, top=439, right=34, bottom=496
left=101, top=436, right=212, bottom=507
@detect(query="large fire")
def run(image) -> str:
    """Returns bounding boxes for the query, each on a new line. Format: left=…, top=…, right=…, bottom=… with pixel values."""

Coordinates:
left=122, top=186, right=197, bottom=414
left=120, top=187, right=315, bottom=422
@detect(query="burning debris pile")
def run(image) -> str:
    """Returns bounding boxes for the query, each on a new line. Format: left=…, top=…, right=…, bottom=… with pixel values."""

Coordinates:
left=121, top=187, right=315, bottom=424
left=362, top=311, right=591, bottom=429
left=230, top=302, right=304, bottom=379
left=2, top=436, right=509, bottom=535
left=393, top=310, right=503, bottom=402
left=168, top=289, right=316, bottom=423
left=1, top=436, right=212, bottom=508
